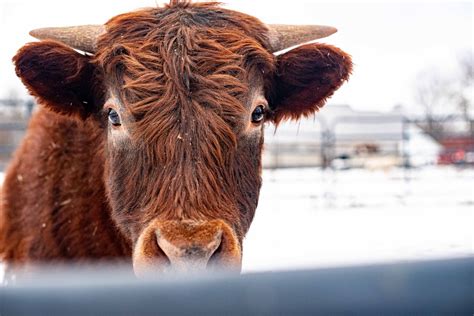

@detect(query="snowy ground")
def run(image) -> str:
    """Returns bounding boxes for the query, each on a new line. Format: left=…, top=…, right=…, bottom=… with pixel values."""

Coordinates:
left=242, top=166, right=473, bottom=272
left=0, top=166, right=472, bottom=277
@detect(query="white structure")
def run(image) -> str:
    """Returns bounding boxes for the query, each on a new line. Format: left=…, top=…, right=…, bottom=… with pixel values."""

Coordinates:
left=263, top=105, right=441, bottom=168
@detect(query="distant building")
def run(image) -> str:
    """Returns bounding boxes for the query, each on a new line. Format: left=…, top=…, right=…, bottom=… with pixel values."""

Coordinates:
left=437, top=136, right=474, bottom=165
left=263, top=104, right=441, bottom=169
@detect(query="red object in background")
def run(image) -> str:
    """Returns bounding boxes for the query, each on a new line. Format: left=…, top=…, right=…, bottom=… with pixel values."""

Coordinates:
left=437, top=136, right=474, bottom=165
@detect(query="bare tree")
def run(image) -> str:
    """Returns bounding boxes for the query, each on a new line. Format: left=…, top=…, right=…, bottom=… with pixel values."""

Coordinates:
left=414, top=50, right=473, bottom=138
left=456, top=51, right=473, bottom=127
left=414, top=68, right=454, bottom=138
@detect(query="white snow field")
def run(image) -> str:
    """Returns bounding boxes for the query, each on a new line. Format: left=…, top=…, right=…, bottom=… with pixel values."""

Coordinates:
left=0, top=166, right=472, bottom=277
left=242, top=166, right=473, bottom=272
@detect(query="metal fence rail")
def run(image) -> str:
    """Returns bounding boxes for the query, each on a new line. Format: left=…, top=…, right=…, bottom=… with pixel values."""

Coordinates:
left=1, top=257, right=472, bottom=315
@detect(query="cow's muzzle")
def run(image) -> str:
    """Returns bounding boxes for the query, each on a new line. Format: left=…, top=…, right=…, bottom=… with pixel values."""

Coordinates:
left=133, top=219, right=241, bottom=277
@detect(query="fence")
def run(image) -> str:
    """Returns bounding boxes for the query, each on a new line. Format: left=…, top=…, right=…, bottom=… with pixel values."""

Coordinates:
left=0, top=99, right=32, bottom=170
left=2, top=257, right=473, bottom=315
left=0, top=100, right=473, bottom=170
left=264, top=115, right=414, bottom=169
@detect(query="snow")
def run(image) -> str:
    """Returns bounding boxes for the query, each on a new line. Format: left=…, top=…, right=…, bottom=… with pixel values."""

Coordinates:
left=0, top=166, right=472, bottom=278
left=405, top=124, right=442, bottom=166
left=242, top=166, right=473, bottom=272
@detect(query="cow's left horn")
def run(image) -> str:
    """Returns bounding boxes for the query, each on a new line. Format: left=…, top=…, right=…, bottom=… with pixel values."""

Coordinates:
left=29, top=25, right=105, bottom=53
left=267, top=24, right=337, bottom=52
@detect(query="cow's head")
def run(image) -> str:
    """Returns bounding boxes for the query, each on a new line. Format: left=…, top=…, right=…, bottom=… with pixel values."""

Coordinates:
left=13, top=1, right=352, bottom=276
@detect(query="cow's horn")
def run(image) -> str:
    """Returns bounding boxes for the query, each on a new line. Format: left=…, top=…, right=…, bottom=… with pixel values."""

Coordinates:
left=267, top=24, right=337, bottom=52
left=29, top=25, right=105, bottom=53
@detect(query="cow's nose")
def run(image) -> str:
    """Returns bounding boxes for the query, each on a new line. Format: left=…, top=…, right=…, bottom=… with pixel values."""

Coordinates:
left=155, top=227, right=222, bottom=272
left=133, top=219, right=241, bottom=277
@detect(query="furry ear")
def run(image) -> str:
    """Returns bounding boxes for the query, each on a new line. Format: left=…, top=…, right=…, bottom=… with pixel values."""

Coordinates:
left=270, top=43, right=352, bottom=124
left=13, top=41, right=102, bottom=119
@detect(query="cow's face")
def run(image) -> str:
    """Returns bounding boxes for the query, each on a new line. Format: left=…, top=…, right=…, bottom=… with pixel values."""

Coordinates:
left=14, top=2, right=351, bottom=276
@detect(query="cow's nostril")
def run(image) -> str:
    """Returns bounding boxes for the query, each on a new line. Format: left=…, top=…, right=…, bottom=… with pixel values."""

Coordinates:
left=207, top=237, right=224, bottom=267
left=207, top=230, right=223, bottom=258
left=152, top=234, right=171, bottom=267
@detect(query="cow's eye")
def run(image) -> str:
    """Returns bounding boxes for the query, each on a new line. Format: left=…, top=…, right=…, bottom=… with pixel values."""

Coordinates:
left=108, top=109, right=121, bottom=126
left=251, top=105, right=266, bottom=124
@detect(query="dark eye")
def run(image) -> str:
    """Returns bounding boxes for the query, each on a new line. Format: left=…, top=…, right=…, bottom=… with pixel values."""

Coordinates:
left=251, top=105, right=266, bottom=124
left=108, top=109, right=121, bottom=126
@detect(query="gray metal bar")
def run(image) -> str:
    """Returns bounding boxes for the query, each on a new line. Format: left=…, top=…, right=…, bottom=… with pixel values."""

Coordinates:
left=1, top=257, right=472, bottom=315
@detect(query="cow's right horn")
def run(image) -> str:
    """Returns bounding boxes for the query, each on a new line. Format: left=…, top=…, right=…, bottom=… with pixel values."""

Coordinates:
left=29, top=25, right=105, bottom=54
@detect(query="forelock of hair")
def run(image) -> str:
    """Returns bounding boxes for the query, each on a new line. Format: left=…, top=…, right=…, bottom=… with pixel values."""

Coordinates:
left=95, top=3, right=274, bottom=158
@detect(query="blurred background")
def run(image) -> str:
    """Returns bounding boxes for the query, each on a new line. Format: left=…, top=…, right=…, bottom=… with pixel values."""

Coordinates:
left=0, top=0, right=472, bottom=274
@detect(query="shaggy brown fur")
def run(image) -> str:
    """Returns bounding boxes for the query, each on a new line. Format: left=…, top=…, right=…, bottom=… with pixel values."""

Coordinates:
left=0, top=1, right=352, bottom=273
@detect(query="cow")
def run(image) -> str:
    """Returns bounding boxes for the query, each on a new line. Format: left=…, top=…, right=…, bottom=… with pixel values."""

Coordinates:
left=0, top=0, right=352, bottom=276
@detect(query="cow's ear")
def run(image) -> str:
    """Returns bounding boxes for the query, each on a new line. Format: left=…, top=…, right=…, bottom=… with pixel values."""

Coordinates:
left=13, top=41, right=102, bottom=119
left=270, top=43, right=352, bottom=124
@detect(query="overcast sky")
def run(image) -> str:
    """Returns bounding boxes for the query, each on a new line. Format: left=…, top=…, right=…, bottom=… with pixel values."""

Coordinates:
left=0, top=0, right=472, bottom=113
